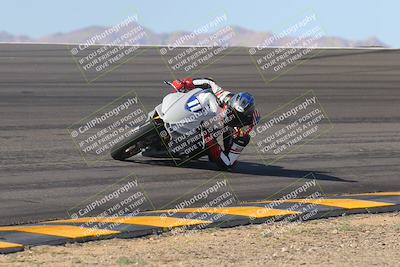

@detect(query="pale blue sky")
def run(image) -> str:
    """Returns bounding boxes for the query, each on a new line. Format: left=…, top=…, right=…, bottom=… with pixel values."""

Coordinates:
left=1, top=0, right=398, bottom=46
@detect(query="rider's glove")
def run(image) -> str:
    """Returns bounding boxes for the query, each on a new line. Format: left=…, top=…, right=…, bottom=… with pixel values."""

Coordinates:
left=233, top=127, right=248, bottom=138
left=172, top=78, right=195, bottom=92
left=182, top=78, right=195, bottom=90
left=232, top=127, right=251, bottom=147
left=230, top=109, right=260, bottom=145
left=172, top=80, right=184, bottom=92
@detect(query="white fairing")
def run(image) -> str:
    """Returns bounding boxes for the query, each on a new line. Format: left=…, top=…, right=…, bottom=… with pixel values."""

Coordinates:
left=161, top=89, right=202, bottom=124
left=157, top=88, right=224, bottom=138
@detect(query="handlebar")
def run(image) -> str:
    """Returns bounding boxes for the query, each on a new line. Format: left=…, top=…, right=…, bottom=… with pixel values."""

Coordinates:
left=163, top=80, right=173, bottom=87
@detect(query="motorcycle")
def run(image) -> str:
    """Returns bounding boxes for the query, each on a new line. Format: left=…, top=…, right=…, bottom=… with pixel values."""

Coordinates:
left=110, top=81, right=225, bottom=161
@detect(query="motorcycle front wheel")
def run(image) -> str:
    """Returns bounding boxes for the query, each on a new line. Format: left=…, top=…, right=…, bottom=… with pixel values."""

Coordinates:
left=110, top=119, right=164, bottom=161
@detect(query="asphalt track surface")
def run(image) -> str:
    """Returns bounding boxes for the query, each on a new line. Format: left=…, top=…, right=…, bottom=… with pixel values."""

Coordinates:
left=0, top=44, right=399, bottom=226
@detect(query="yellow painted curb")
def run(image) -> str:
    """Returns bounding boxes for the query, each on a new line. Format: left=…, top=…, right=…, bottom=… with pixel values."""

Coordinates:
left=350, top=192, right=400, bottom=196
left=285, top=199, right=394, bottom=209
left=0, top=241, right=23, bottom=250
left=150, top=207, right=300, bottom=219
left=0, top=225, right=119, bottom=239
left=253, top=198, right=394, bottom=209
left=46, top=216, right=211, bottom=228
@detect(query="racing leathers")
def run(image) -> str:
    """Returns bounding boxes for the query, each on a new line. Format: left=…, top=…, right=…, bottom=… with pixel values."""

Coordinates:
left=171, top=78, right=258, bottom=170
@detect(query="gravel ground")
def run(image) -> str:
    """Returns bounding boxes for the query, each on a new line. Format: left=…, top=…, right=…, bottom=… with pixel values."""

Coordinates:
left=0, top=212, right=399, bottom=266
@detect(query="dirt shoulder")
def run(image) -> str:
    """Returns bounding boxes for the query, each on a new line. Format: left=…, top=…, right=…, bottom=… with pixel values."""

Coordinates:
left=1, top=212, right=399, bottom=267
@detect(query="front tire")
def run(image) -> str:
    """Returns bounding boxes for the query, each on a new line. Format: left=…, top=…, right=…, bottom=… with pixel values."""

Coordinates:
left=110, top=120, right=162, bottom=161
left=111, top=143, right=142, bottom=161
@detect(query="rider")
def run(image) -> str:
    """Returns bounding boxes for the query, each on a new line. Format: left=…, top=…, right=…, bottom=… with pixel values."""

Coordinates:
left=170, top=78, right=260, bottom=170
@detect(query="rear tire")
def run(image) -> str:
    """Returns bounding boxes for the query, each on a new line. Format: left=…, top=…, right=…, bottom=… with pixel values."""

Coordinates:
left=110, top=120, right=162, bottom=161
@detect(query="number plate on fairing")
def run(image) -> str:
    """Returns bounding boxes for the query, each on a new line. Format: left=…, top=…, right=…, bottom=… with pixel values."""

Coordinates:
left=185, top=95, right=203, bottom=112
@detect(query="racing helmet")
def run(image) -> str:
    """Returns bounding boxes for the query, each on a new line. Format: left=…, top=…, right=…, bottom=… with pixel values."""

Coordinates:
left=227, top=92, right=256, bottom=127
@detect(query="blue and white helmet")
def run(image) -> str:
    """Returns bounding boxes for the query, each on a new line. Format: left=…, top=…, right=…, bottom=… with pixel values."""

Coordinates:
left=228, top=92, right=257, bottom=126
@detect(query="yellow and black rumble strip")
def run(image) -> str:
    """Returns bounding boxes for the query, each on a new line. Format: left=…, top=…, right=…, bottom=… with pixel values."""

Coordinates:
left=0, top=192, right=399, bottom=254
